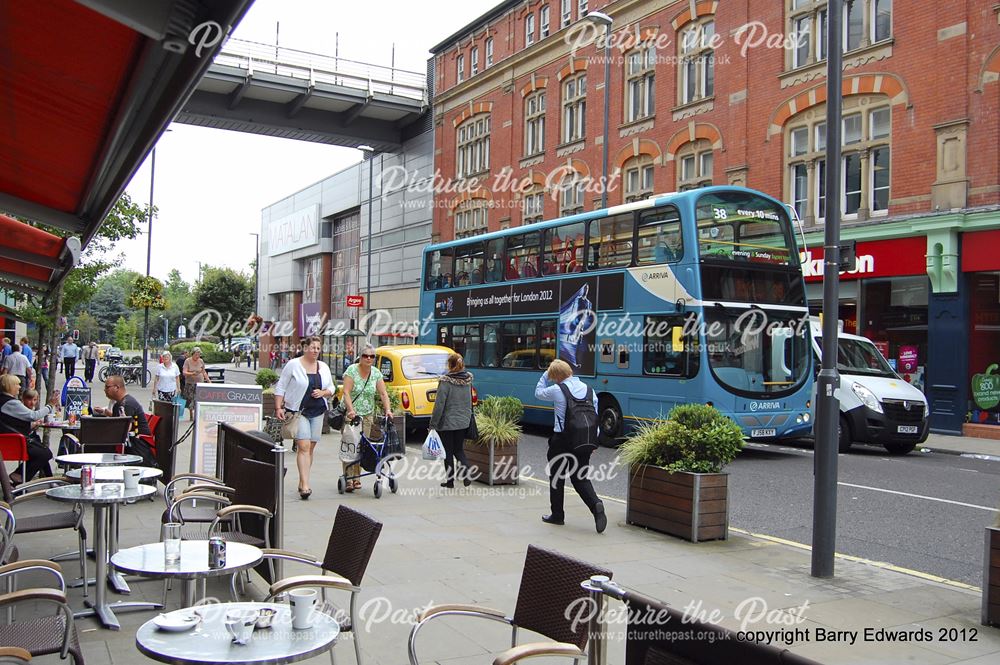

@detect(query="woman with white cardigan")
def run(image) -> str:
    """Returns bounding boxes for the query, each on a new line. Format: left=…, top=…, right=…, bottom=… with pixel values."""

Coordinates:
left=274, top=335, right=335, bottom=499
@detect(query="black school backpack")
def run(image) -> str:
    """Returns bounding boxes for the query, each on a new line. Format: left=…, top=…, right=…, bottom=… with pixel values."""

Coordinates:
left=558, top=383, right=599, bottom=452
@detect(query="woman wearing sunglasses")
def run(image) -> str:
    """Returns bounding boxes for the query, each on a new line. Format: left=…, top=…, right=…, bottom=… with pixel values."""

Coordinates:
left=340, top=343, right=392, bottom=491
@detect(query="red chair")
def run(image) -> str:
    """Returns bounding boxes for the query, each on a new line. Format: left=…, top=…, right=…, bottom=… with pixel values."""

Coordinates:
left=139, top=414, right=161, bottom=459
left=0, top=435, right=27, bottom=482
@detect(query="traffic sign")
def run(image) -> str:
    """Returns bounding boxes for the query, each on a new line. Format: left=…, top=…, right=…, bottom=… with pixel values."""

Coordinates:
left=346, top=295, right=364, bottom=308
left=72, top=329, right=80, bottom=340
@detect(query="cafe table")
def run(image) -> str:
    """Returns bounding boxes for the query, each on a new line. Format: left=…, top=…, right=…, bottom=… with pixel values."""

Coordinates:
left=46, top=482, right=160, bottom=630
left=64, top=465, right=164, bottom=593
left=136, top=602, right=340, bottom=665
left=112, top=540, right=264, bottom=607
left=55, top=452, right=142, bottom=467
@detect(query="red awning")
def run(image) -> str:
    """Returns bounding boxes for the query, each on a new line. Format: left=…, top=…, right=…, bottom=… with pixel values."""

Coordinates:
left=0, top=0, right=255, bottom=298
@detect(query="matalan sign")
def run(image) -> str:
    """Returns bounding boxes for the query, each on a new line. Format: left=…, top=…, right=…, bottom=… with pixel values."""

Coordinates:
left=346, top=295, right=364, bottom=308
left=266, top=204, right=320, bottom=257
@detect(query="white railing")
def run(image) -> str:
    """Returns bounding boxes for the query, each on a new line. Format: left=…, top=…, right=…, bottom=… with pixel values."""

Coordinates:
left=215, top=38, right=426, bottom=104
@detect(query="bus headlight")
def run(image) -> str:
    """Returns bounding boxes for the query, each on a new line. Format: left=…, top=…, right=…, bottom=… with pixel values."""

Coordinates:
left=851, top=382, right=883, bottom=413
left=802, top=412, right=811, bottom=423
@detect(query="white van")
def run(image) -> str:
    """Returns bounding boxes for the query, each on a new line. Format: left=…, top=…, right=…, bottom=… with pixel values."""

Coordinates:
left=810, top=320, right=929, bottom=454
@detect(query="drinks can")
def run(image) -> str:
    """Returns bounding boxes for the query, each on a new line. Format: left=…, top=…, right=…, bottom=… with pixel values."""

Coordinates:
left=81, top=465, right=95, bottom=493
left=209, top=536, right=226, bottom=568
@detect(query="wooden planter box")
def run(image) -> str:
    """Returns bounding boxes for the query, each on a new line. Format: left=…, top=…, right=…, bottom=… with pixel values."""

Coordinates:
left=983, top=527, right=1000, bottom=626
left=464, top=440, right=518, bottom=485
left=626, top=465, right=728, bottom=542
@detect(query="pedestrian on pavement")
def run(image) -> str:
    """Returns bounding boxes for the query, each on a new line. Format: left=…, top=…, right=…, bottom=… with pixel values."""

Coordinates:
left=1, top=344, right=33, bottom=397
left=152, top=351, right=181, bottom=402
left=18, top=337, right=32, bottom=368
left=534, top=359, right=606, bottom=533
left=58, top=337, right=79, bottom=380
left=273, top=336, right=335, bottom=500
left=340, top=343, right=391, bottom=493
left=428, top=352, right=474, bottom=489
left=38, top=345, right=49, bottom=390
left=174, top=350, right=189, bottom=416
left=0, top=378, right=59, bottom=484
left=182, top=348, right=209, bottom=419
left=82, top=341, right=98, bottom=382
left=1, top=338, right=10, bottom=361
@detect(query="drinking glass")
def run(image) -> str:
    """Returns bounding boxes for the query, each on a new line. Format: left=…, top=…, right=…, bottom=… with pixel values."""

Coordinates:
left=161, top=522, right=182, bottom=565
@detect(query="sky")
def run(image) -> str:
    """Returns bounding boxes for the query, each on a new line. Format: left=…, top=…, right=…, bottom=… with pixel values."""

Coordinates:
left=120, top=0, right=496, bottom=285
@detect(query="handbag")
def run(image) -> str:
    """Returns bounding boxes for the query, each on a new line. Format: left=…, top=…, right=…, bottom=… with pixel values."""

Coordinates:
left=280, top=411, right=301, bottom=440
left=327, top=400, right=346, bottom=430
left=465, top=412, right=479, bottom=442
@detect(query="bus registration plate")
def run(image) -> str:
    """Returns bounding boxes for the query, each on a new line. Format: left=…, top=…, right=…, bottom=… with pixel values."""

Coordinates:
left=751, top=428, right=776, bottom=438
left=897, top=425, right=918, bottom=434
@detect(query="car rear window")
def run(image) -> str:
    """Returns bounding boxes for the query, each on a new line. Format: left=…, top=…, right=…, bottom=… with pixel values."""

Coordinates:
left=401, top=353, right=450, bottom=380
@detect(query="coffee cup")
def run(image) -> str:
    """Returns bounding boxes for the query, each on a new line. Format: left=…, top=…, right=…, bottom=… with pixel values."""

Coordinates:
left=289, top=588, right=317, bottom=630
left=224, top=609, right=257, bottom=644
left=123, top=468, right=141, bottom=490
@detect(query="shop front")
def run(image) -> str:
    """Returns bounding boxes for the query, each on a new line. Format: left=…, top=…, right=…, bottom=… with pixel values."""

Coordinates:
left=962, top=230, right=1000, bottom=437
left=803, top=236, right=930, bottom=391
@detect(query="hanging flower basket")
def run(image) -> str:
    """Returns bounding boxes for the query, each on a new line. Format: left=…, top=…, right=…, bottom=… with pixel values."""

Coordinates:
left=128, top=276, right=167, bottom=310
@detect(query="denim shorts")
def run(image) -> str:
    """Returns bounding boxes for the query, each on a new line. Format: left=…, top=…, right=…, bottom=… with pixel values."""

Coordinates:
left=295, top=413, right=324, bottom=442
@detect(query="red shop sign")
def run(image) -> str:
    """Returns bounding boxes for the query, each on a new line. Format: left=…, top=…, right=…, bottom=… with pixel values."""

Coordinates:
left=962, top=229, right=1000, bottom=272
left=346, top=295, right=364, bottom=308
left=802, top=236, right=926, bottom=282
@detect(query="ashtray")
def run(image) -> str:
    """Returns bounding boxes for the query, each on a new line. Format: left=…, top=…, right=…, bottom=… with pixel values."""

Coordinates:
left=255, top=608, right=276, bottom=629
left=154, top=612, right=202, bottom=632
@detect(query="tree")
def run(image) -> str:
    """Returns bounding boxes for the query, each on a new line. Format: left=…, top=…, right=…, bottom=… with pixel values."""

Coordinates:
left=90, top=282, right=130, bottom=341
left=162, top=269, right=192, bottom=334
left=191, top=267, right=254, bottom=343
left=74, top=312, right=100, bottom=344
left=113, top=316, right=137, bottom=351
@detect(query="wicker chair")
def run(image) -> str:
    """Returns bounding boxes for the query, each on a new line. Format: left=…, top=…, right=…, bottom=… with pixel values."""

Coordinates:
left=0, top=457, right=86, bottom=594
left=0, top=560, right=84, bottom=665
left=263, top=505, right=383, bottom=665
left=408, top=545, right=612, bottom=665
left=63, top=416, right=131, bottom=455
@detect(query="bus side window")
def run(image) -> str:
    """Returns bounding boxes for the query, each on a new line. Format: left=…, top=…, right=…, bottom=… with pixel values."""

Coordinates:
left=637, top=208, right=682, bottom=265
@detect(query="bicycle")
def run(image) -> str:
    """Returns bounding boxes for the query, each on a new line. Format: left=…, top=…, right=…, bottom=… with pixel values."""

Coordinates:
left=98, top=360, right=123, bottom=382
left=120, top=364, right=151, bottom=386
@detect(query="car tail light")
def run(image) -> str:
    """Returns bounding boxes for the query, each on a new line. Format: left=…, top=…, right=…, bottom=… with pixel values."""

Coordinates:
left=401, top=391, right=410, bottom=410
left=471, top=386, right=478, bottom=406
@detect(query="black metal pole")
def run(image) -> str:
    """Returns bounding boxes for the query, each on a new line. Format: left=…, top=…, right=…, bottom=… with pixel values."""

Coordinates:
left=366, top=153, right=374, bottom=314
left=812, top=0, right=843, bottom=578
left=141, top=147, right=155, bottom=388
left=600, top=29, right=611, bottom=209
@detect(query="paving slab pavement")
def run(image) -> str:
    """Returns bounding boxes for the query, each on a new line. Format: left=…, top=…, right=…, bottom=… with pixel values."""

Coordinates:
left=11, top=367, right=996, bottom=664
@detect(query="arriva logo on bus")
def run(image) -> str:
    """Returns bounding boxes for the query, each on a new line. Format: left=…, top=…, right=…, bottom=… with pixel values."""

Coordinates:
left=800, top=251, right=875, bottom=278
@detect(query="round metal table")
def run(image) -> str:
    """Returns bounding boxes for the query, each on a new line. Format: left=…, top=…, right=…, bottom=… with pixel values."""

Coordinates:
left=136, top=602, right=340, bottom=665
left=55, top=453, right=143, bottom=467
left=66, top=465, right=162, bottom=482
left=112, top=541, right=263, bottom=607
left=46, top=483, right=159, bottom=630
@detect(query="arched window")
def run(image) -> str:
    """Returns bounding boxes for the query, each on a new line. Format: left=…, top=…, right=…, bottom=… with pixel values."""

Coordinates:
left=785, top=97, right=891, bottom=223
left=559, top=172, right=586, bottom=217
left=678, top=18, right=714, bottom=105
left=787, top=0, right=892, bottom=70
left=454, top=199, right=489, bottom=239
left=675, top=140, right=713, bottom=191
left=524, top=90, right=546, bottom=157
left=623, top=155, right=655, bottom=202
left=522, top=185, right=546, bottom=225
left=456, top=114, right=490, bottom=178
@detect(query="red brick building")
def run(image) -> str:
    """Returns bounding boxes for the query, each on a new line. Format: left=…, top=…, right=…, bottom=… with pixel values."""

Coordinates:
left=429, top=0, right=1000, bottom=434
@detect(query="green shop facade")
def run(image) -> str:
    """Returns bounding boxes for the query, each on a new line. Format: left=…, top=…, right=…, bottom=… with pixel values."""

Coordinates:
left=801, top=207, right=1000, bottom=436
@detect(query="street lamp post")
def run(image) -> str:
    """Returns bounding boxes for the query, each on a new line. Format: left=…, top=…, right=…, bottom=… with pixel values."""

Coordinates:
left=249, top=232, right=259, bottom=371
left=160, top=316, right=168, bottom=348
left=357, top=145, right=376, bottom=316
left=585, top=11, right=613, bottom=209
left=141, top=146, right=156, bottom=387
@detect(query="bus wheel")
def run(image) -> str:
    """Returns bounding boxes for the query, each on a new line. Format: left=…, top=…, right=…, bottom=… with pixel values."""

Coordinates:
left=598, top=395, right=622, bottom=447
left=883, top=441, right=916, bottom=455
left=838, top=415, right=853, bottom=453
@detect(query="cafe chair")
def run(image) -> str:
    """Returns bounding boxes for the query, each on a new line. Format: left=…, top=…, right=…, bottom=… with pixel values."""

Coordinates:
left=63, top=416, right=131, bottom=455
left=0, top=435, right=28, bottom=484
left=263, top=505, right=383, bottom=665
left=161, top=473, right=236, bottom=524
left=0, top=560, right=84, bottom=665
left=407, top=545, right=612, bottom=665
left=0, top=458, right=86, bottom=594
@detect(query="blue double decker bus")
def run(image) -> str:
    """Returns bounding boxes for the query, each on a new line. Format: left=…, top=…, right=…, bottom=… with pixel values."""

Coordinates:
left=419, top=186, right=813, bottom=443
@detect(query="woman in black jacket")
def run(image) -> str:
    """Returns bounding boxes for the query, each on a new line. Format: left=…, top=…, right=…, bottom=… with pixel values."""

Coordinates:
left=428, top=353, right=475, bottom=489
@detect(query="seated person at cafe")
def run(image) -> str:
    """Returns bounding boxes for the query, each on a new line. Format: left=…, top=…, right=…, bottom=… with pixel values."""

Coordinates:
left=0, top=376, right=58, bottom=483
left=93, top=374, right=152, bottom=438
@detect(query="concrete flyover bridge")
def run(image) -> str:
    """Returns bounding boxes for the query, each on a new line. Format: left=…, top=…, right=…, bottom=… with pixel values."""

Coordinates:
left=177, top=37, right=429, bottom=152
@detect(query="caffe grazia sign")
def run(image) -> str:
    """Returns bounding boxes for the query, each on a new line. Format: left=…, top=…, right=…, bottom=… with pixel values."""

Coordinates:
left=972, top=364, right=1000, bottom=410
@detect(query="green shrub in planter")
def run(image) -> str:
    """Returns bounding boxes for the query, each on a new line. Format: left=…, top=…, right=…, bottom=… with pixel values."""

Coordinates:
left=169, top=341, right=228, bottom=363
left=477, top=396, right=524, bottom=424
left=620, top=403, right=745, bottom=474
left=255, top=368, right=279, bottom=390
left=472, top=412, right=522, bottom=448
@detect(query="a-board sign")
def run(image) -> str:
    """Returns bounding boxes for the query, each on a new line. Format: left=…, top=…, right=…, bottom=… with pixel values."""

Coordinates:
left=65, top=387, right=91, bottom=416
left=190, top=383, right=263, bottom=476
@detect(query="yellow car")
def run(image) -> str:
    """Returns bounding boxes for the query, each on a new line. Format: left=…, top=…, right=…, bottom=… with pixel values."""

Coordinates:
left=96, top=343, right=112, bottom=360
left=375, top=344, right=477, bottom=430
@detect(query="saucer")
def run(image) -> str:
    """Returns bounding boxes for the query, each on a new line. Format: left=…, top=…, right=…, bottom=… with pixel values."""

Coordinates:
left=153, top=613, right=202, bottom=632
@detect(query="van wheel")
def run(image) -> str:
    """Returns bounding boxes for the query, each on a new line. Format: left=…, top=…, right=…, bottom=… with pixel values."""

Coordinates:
left=598, top=395, right=622, bottom=447
left=883, top=441, right=916, bottom=455
left=838, top=416, right=853, bottom=453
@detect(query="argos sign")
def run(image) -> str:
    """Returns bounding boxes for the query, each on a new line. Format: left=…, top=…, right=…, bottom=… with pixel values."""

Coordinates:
left=800, top=237, right=927, bottom=282
left=267, top=205, right=320, bottom=257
